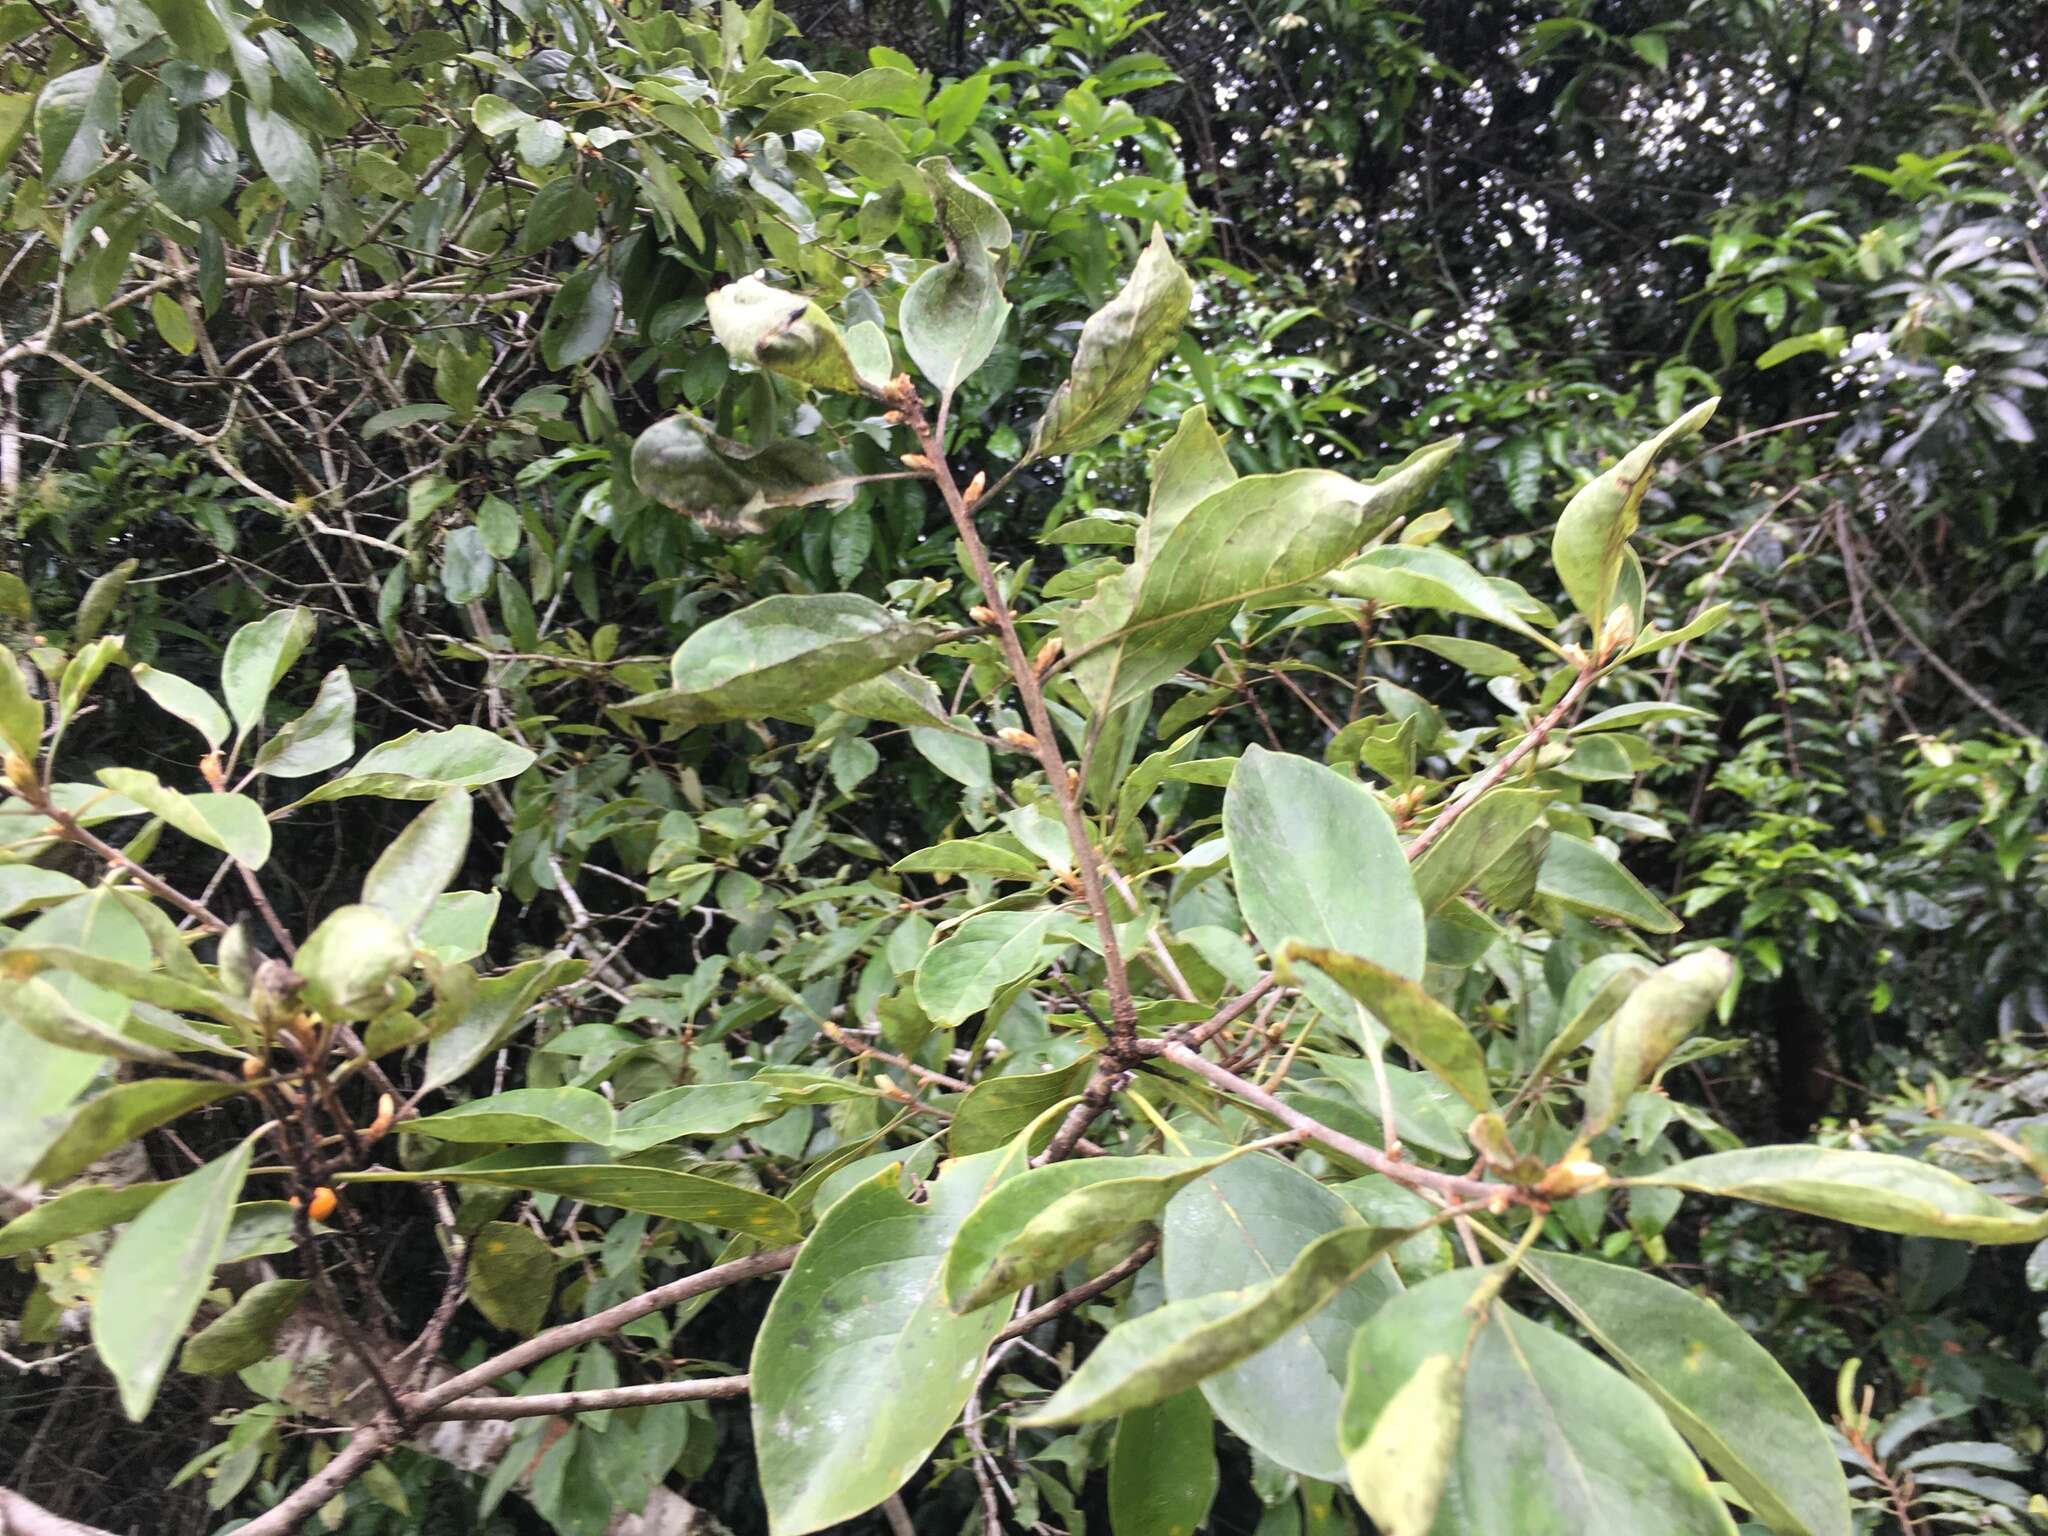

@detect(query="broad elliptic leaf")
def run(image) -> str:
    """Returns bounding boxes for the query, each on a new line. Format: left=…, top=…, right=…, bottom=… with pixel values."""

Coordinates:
left=290, top=724, right=536, bottom=805
left=540, top=269, right=619, bottom=369
left=619, top=595, right=942, bottom=729
left=1536, top=832, right=1681, bottom=933
left=38, top=65, right=117, bottom=188
left=900, top=158, right=1012, bottom=399
left=631, top=415, right=856, bottom=538
left=295, top=903, right=412, bottom=1021
left=415, top=889, right=500, bottom=964
left=221, top=606, right=315, bottom=737
left=943, top=1150, right=1241, bottom=1313
left=707, top=275, right=869, bottom=395
left=1340, top=1268, right=1738, bottom=1536
left=608, top=1082, right=780, bottom=1153
left=1410, top=789, right=1549, bottom=915
left=1325, top=544, right=1547, bottom=644
left=93, top=1132, right=257, bottom=1420
left=1552, top=399, right=1716, bottom=626
left=1024, top=1222, right=1407, bottom=1427
left=253, top=666, right=356, bottom=778
left=0, top=866, right=85, bottom=922
left=948, top=1055, right=1094, bottom=1155
left=130, top=664, right=230, bottom=749
left=1635, top=1147, right=2048, bottom=1244
left=346, top=1156, right=799, bottom=1241
left=440, top=524, right=494, bottom=604
left=0, top=1179, right=171, bottom=1259
left=1580, top=949, right=1733, bottom=1137
left=1032, top=225, right=1192, bottom=458
left=751, top=1144, right=1026, bottom=1536
left=1284, top=944, right=1495, bottom=1113
left=361, top=789, right=471, bottom=932
left=466, top=1221, right=556, bottom=1335
left=1163, top=1149, right=1402, bottom=1481
left=916, top=909, right=1083, bottom=1028
left=405, top=1086, right=616, bottom=1145
left=157, top=110, right=237, bottom=215
left=1066, top=438, right=1460, bottom=712
left=1344, top=1350, right=1464, bottom=1536
left=246, top=106, right=317, bottom=206
left=1110, top=1391, right=1218, bottom=1536
left=419, top=952, right=584, bottom=1092
left=95, top=770, right=272, bottom=868
left=1524, top=1253, right=1851, bottom=1536
left=180, top=1277, right=308, bottom=1375
left=30, top=1079, right=238, bottom=1186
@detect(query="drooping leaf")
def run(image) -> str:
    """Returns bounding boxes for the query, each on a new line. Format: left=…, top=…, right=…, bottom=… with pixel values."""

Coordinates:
left=540, top=269, right=619, bottom=369
left=253, top=666, right=356, bottom=778
left=1023, top=1222, right=1407, bottom=1426
left=1523, top=1253, right=1851, bottom=1536
left=1636, top=1147, right=2048, bottom=1243
left=0, top=1180, right=170, bottom=1259
left=707, top=274, right=870, bottom=395
left=92, top=1132, right=257, bottom=1420
left=129, top=665, right=230, bottom=749
left=943, top=1150, right=1241, bottom=1313
left=221, top=606, right=315, bottom=738
left=1032, top=225, right=1192, bottom=458
left=619, top=595, right=943, bottom=730
left=1066, top=439, right=1460, bottom=712
left=38, top=65, right=117, bottom=188
left=751, top=1144, right=1026, bottom=1536
left=1552, top=400, right=1716, bottom=626
left=1580, top=949, right=1733, bottom=1137
left=361, top=789, right=471, bottom=932
left=246, top=105, right=317, bottom=206
left=467, top=1220, right=556, bottom=1335
left=30, top=1079, right=239, bottom=1186
left=1283, top=945, right=1495, bottom=1113
left=900, top=158, right=1012, bottom=399
left=1161, top=1149, right=1402, bottom=1481
left=179, top=1277, right=308, bottom=1375
left=1340, top=1268, right=1739, bottom=1536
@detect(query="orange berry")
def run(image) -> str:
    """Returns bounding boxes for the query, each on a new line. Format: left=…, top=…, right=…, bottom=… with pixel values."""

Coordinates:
left=307, top=1186, right=338, bottom=1223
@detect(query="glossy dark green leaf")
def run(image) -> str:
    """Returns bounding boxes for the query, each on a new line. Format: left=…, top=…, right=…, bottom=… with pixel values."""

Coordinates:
left=246, top=105, right=316, bottom=206
left=1340, top=1268, right=1738, bottom=1536
left=1110, top=1391, right=1218, bottom=1536
left=1033, top=225, right=1192, bottom=458
left=467, top=1220, right=556, bottom=1335
left=540, top=270, right=619, bottom=369
left=1162, top=1150, right=1402, bottom=1481
left=751, top=1143, right=1026, bottom=1535
left=92, top=1132, right=256, bottom=1420
left=1636, top=1147, right=2048, bottom=1243
left=1524, top=1253, right=1850, bottom=1536
left=620, top=595, right=942, bottom=730
left=1580, top=949, right=1733, bottom=1137
left=179, top=1277, right=307, bottom=1375
left=1024, top=1222, right=1406, bottom=1426
left=361, top=788, right=471, bottom=932
left=38, top=65, right=117, bottom=188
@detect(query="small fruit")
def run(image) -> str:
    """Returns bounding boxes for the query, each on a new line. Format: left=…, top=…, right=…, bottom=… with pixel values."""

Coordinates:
left=306, top=1186, right=338, bottom=1223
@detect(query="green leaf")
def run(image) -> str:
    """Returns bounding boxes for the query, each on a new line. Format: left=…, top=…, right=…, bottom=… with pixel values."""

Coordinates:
left=540, top=269, right=618, bottom=369
left=406, top=1087, right=616, bottom=1145
left=1023, top=1222, right=1407, bottom=1426
left=130, top=664, right=230, bottom=748
left=362, top=789, right=471, bottom=931
left=949, top=1056, right=1095, bottom=1155
left=441, top=524, right=494, bottom=604
left=1581, top=949, right=1733, bottom=1137
left=92, top=1132, right=257, bottom=1420
left=179, top=1277, right=307, bottom=1375
left=630, top=415, right=856, bottom=538
left=158, top=110, right=237, bottom=217
left=891, top=840, right=1041, bottom=880
left=900, top=158, right=1012, bottom=399
left=1552, top=400, right=1716, bottom=626
left=1325, top=544, right=1547, bottom=644
left=346, top=1156, right=799, bottom=1241
left=1110, top=1392, right=1218, bottom=1536
left=0, top=1180, right=170, bottom=1259
left=420, top=952, right=583, bottom=1092
left=467, top=1220, right=556, bottom=1335
left=943, top=1151, right=1241, bottom=1313
left=1307, top=1055, right=1470, bottom=1160
left=1161, top=1149, right=1401, bottom=1481
left=620, top=595, right=943, bottom=730
left=1032, top=225, right=1192, bottom=458
left=0, top=644, right=43, bottom=760
left=2, top=974, right=176, bottom=1062
left=29, top=1079, right=238, bottom=1186
left=93, top=770, right=271, bottom=868
left=1620, top=602, right=1732, bottom=662
left=1283, top=945, right=1494, bottom=1113
left=253, top=666, right=355, bottom=778
left=608, top=1082, right=780, bottom=1153
left=1067, top=439, right=1461, bottom=712
left=73, top=568, right=134, bottom=647
left=1536, top=832, right=1681, bottom=933
left=295, top=903, right=412, bottom=1020
left=38, top=65, right=117, bottom=188
left=290, top=724, right=535, bottom=806
left=0, top=866, right=85, bottom=922
left=221, top=606, right=314, bottom=738
left=1528, top=959, right=1652, bottom=1084
left=1340, top=1268, right=1739, bottom=1536
left=707, top=275, right=869, bottom=395
left=151, top=290, right=198, bottom=354
left=471, top=93, right=533, bottom=136
left=1636, top=1147, right=2048, bottom=1243
left=1410, top=789, right=1549, bottom=914
left=751, top=1144, right=1025, bottom=1536
left=1524, top=1253, right=1851, bottom=1536
left=415, top=890, right=500, bottom=964
left=916, top=910, right=1082, bottom=1028
left=246, top=105, right=316, bottom=206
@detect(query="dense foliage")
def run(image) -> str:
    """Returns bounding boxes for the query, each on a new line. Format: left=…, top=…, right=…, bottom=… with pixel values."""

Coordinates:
left=1, top=1, right=2045, bottom=1534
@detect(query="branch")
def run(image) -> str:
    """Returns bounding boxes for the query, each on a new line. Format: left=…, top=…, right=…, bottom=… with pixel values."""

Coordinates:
left=428, top=1373, right=750, bottom=1422
left=1402, top=666, right=1598, bottom=863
